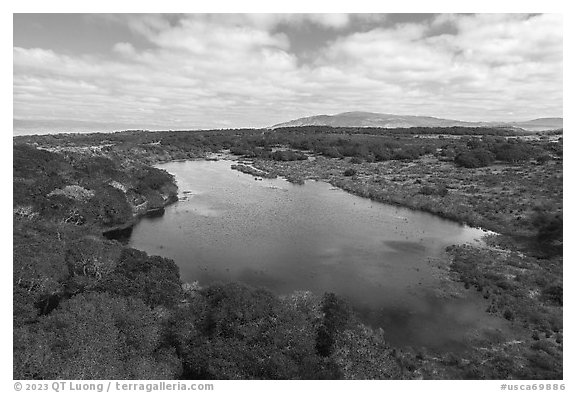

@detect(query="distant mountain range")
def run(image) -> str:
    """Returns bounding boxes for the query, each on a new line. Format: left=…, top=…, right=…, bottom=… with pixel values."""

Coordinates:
left=270, top=112, right=563, bottom=132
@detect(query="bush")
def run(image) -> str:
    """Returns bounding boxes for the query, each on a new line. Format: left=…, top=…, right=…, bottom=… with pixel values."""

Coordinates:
left=95, top=248, right=183, bottom=308
left=81, top=186, right=132, bottom=227
left=532, top=212, right=562, bottom=245
left=172, top=282, right=325, bottom=379
left=495, top=142, right=533, bottom=163
left=419, top=184, right=449, bottom=197
left=321, top=146, right=343, bottom=158
left=14, top=292, right=181, bottom=379
left=420, top=185, right=436, bottom=195
left=542, top=284, right=563, bottom=306
left=271, top=150, right=307, bottom=161
left=454, top=148, right=495, bottom=168
left=64, top=237, right=121, bottom=285
left=134, top=167, right=175, bottom=191
left=392, top=147, right=422, bottom=160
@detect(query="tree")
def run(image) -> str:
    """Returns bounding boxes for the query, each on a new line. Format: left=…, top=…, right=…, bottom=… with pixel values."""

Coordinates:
left=95, top=248, right=183, bottom=308
left=170, top=282, right=328, bottom=379
left=80, top=185, right=132, bottom=227
left=14, top=292, right=181, bottom=379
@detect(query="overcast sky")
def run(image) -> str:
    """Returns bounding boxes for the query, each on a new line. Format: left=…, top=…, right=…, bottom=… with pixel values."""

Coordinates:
left=13, top=13, right=563, bottom=134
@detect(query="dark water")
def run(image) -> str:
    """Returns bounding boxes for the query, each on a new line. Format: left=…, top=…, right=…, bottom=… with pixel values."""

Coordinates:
left=128, top=159, right=504, bottom=352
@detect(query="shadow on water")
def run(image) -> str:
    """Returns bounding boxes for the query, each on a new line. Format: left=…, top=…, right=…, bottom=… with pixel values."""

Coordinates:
left=353, top=291, right=503, bottom=353
left=144, top=207, right=166, bottom=219
left=382, top=240, right=427, bottom=254
left=103, top=208, right=165, bottom=244
left=103, top=225, right=133, bottom=245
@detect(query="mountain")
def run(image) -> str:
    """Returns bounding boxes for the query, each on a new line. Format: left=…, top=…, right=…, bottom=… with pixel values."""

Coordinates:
left=507, top=118, right=564, bottom=132
left=270, top=112, right=563, bottom=131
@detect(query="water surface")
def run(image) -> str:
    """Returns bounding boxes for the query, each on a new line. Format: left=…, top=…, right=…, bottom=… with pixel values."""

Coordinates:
left=128, top=159, right=502, bottom=351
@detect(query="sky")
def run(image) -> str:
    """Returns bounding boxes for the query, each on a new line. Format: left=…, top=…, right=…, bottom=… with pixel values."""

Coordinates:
left=13, top=13, right=563, bottom=134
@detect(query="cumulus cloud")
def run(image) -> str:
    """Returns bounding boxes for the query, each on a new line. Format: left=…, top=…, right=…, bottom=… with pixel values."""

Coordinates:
left=13, top=13, right=562, bottom=133
left=113, top=42, right=136, bottom=57
left=312, top=13, right=562, bottom=119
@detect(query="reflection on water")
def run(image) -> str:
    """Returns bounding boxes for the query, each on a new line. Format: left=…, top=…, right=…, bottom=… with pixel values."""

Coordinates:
left=127, top=159, right=503, bottom=352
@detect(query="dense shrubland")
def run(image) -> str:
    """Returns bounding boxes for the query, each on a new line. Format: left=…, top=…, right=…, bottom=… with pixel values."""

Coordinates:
left=13, top=144, right=177, bottom=228
left=13, top=126, right=562, bottom=379
left=17, top=126, right=559, bottom=168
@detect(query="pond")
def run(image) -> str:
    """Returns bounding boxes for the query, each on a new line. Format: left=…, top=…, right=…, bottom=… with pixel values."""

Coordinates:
left=126, top=159, right=504, bottom=352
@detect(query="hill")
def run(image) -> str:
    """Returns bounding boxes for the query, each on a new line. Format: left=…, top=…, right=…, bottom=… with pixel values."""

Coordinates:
left=271, top=112, right=562, bottom=131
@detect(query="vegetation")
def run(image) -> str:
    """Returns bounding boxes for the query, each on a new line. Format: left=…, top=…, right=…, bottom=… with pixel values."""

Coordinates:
left=13, top=125, right=562, bottom=379
left=15, top=126, right=552, bottom=169
left=454, top=148, right=494, bottom=168
left=230, top=164, right=277, bottom=179
left=343, top=168, right=357, bottom=177
left=446, top=237, right=563, bottom=379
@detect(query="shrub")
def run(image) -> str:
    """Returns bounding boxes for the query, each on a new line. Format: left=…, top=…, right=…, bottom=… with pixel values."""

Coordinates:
left=80, top=186, right=132, bottom=227
left=419, top=184, right=449, bottom=197
left=454, top=148, right=495, bottom=168
left=271, top=150, right=307, bottom=161
left=420, top=185, right=436, bottom=195
left=532, top=212, right=562, bottom=245
left=134, top=167, right=175, bottom=191
left=321, top=146, right=343, bottom=158
left=95, top=248, right=183, bottom=308
left=542, top=284, right=563, bottom=306
left=14, top=292, right=181, bottom=379
left=495, top=142, right=533, bottom=163
left=172, top=282, right=324, bottom=379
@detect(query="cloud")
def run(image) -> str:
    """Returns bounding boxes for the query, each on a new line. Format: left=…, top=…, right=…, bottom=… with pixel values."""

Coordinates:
left=113, top=42, right=136, bottom=57
left=13, top=13, right=562, bottom=133
left=310, top=13, right=562, bottom=119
